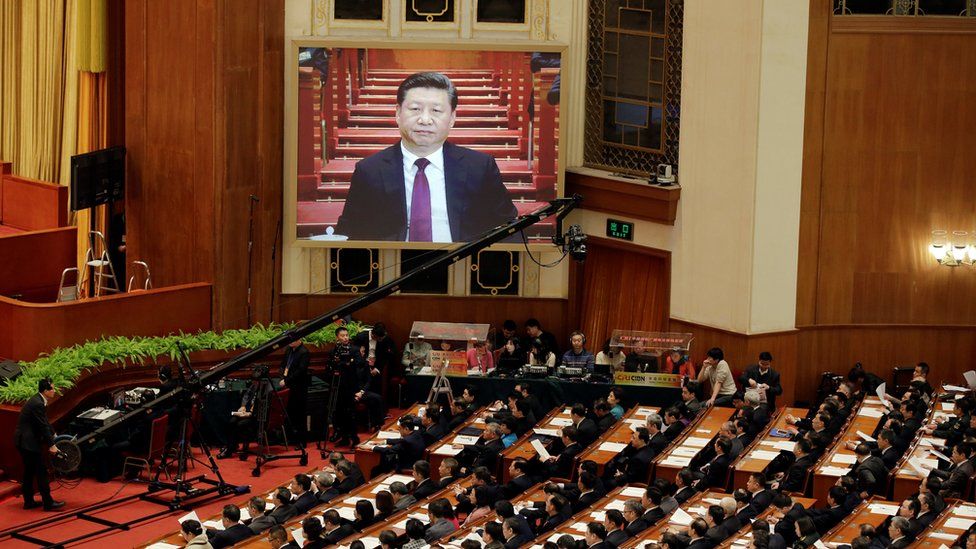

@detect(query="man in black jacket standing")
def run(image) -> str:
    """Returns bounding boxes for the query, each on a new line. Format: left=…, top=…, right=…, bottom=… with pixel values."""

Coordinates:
left=14, top=377, right=64, bottom=511
left=739, top=352, right=783, bottom=410
left=280, top=338, right=310, bottom=446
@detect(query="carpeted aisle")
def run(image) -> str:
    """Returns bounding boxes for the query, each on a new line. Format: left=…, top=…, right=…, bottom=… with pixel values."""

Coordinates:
left=0, top=439, right=365, bottom=548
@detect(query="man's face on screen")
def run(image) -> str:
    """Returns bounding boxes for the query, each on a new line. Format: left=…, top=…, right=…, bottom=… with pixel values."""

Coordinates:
left=396, top=87, right=456, bottom=156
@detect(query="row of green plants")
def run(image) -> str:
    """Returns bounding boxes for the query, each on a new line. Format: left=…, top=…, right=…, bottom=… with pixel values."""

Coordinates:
left=0, top=321, right=363, bottom=404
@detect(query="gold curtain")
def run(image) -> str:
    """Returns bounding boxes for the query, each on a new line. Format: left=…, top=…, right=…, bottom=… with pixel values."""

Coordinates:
left=0, top=0, right=74, bottom=183
left=74, top=0, right=110, bottom=288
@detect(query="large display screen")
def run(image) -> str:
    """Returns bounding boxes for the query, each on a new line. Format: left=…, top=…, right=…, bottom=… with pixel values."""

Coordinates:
left=294, top=47, right=561, bottom=245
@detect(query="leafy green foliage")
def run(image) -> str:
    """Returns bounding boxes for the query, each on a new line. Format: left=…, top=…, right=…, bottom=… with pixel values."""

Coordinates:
left=0, top=321, right=363, bottom=404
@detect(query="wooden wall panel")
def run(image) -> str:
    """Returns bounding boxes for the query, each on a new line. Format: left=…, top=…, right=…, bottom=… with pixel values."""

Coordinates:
left=0, top=283, right=211, bottom=361
left=125, top=0, right=283, bottom=330
left=801, top=15, right=976, bottom=326
left=0, top=227, right=76, bottom=301
left=669, top=319, right=799, bottom=405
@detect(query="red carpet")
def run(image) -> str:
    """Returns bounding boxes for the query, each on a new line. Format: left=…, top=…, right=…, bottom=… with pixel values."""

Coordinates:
left=0, top=438, right=366, bottom=548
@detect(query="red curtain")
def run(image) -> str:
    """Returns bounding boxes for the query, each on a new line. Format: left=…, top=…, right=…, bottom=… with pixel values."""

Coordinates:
left=577, top=242, right=669, bottom=350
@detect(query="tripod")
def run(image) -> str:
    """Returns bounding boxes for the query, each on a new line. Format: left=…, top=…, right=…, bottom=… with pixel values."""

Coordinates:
left=146, top=390, right=238, bottom=509
left=317, top=368, right=342, bottom=459
left=241, top=373, right=309, bottom=477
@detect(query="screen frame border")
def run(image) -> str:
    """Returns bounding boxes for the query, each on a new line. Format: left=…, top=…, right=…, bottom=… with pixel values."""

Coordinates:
left=284, top=37, right=569, bottom=251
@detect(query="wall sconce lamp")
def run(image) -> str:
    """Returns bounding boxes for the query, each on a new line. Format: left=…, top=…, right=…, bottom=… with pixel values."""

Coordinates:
left=931, top=230, right=975, bottom=267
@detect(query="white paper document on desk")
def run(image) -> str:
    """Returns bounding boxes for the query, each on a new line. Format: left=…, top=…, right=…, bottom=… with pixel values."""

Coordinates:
left=550, top=417, right=574, bottom=427
left=749, top=450, right=780, bottom=460
left=858, top=407, right=884, bottom=418
left=605, top=499, right=627, bottom=511
left=831, top=454, right=857, bottom=465
left=868, top=503, right=899, bottom=515
left=621, top=486, right=646, bottom=498
left=929, top=448, right=952, bottom=462
left=929, top=533, right=961, bottom=541
left=670, top=507, right=694, bottom=526
left=599, top=442, right=628, bottom=453
left=965, top=370, right=976, bottom=388
left=954, top=506, right=976, bottom=518
left=684, top=437, right=712, bottom=447
left=819, top=465, right=852, bottom=476
left=377, top=430, right=401, bottom=439
left=856, top=430, right=876, bottom=442
left=531, top=439, right=552, bottom=461
left=292, top=528, right=306, bottom=547
left=533, top=428, right=562, bottom=437
left=672, top=447, right=699, bottom=457
left=946, top=517, right=976, bottom=530
left=146, top=543, right=181, bottom=549
left=453, top=435, right=481, bottom=445
left=660, top=456, right=692, bottom=467
left=178, top=511, right=201, bottom=524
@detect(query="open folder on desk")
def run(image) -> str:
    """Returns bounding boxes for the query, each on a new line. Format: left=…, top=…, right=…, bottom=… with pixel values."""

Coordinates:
left=670, top=507, right=694, bottom=526
left=856, top=430, right=876, bottom=442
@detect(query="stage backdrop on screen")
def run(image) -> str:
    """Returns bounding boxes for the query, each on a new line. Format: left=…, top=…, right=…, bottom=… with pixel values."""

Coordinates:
left=291, top=45, right=562, bottom=247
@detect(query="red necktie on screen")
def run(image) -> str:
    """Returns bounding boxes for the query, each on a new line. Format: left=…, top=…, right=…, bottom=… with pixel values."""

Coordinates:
left=409, top=157, right=432, bottom=242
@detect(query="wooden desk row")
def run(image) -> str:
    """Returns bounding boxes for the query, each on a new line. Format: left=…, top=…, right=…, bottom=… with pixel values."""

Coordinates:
left=653, top=407, right=736, bottom=483
left=426, top=405, right=493, bottom=477
left=141, top=467, right=320, bottom=548
left=911, top=500, right=976, bottom=549
left=501, top=406, right=574, bottom=482
left=619, top=490, right=731, bottom=549
left=578, top=405, right=660, bottom=478
left=716, top=495, right=819, bottom=549
left=442, top=481, right=553, bottom=545
left=730, top=407, right=810, bottom=490
left=820, top=497, right=899, bottom=545
left=356, top=403, right=427, bottom=481
left=334, top=474, right=478, bottom=547
left=811, top=397, right=889, bottom=505
left=892, top=396, right=956, bottom=501
left=530, top=484, right=654, bottom=548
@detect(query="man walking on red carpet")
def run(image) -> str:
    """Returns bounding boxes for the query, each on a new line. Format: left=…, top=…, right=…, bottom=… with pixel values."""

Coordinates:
left=14, top=377, right=65, bottom=511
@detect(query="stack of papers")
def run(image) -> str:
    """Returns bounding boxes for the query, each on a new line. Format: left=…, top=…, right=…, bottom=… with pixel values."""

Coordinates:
left=670, top=508, right=694, bottom=526
left=858, top=407, right=884, bottom=418
left=749, top=450, right=780, bottom=460
left=533, top=428, right=562, bottom=437
left=760, top=440, right=796, bottom=451
left=868, top=503, right=899, bottom=515
left=856, top=431, right=876, bottom=442
left=684, top=437, right=712, bottom=447
left=550, top=417, right=574, bottom=427
left=672, top=447, right=699, bottom=457
left=599, top=442, right=628, bottom=453
left=831, top=454, right=857, bottom=465
left=332, top=506, right=357, bottom=521
left=453, top=435, right=481, bottom=445
left=660, top=456, right=692, bottom=467
left=954, top=506, right=976, bottom=518
left=929, top=533, right=960, bottom=541
left=621, top=486, right=646, bottom=497
left=624, top=418, right=644, bottom=426
left=946, top=517, right=976, bottom=530
left=635, top=408, right=655, bottom=416
left=819, top=465, right=852, bottom=476
left=436, top=444, right=463, bottom=456
left=377, top=430, right=401, bottom=439
left=604, top=499, right=626, bottom=511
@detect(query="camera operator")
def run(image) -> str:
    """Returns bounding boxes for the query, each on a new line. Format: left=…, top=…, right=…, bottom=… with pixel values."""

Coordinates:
left=279, top=339, right=310, bottom=446
left=330, top=326, right=364, bottom=447
left=218, top=365, right=272, bottom=459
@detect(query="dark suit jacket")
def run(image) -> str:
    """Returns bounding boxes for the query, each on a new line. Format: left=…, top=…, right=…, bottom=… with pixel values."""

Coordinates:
left=739, top=366, right=783, bottom=409
left=809, top=505, right=845, bottom=534
left=423, top=422, right=449, bottom=446
left=607, top=529, right=629, bottom=547
left=354, top=331, right=400, bottom=378
left=780, top=454, right=815, bottom=492
left=412, top=478, right=439, bottom=500
left=336, top=141, right=517, bottom=241
left=504, top=533, right=533, bottom=549
left=281, top=344, right=311, bottom=392
left=375, top=429, right=426, bottom=471
left=933, top=458, right=975, bottom=498
left=209, top=523, right=253, bottom=549
left=674, top=486, right=697, bottom=504
left=648, top=432, right=669, bottom=456
left=597, top=413, right=616, bottom=433
left=577, top=418, right=600, bottom=447
left=699, top=453, right=732, bottom=490
left=848, top=455, right=889, bottom=495
left=687, top=537, right=716, bottom=549
left=502, top=474, right=534, bottom=499
left=572, top=490, right=603, bottom=514
left=269, top=503, right=297, bottom=523
left=664, top=422, right=685, bottom=442
left=323, top=524, right=356, bottom=545
left=547, top=442, right=582, bottom=479
left=247, top=514, right=277, bottom=535
left=624, top=518, right=650, bottom=536
left=14, top=394, right=55, bottom=453
left=293, top=491, right=318, bottom=514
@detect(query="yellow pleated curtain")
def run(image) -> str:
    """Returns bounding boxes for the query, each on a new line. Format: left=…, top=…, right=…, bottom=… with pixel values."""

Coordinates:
left=0, top=0, right=111, bottom=294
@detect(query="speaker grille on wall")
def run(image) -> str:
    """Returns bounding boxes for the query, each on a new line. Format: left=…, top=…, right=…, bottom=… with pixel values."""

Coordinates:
left=0, top=360, right=22, bottom=386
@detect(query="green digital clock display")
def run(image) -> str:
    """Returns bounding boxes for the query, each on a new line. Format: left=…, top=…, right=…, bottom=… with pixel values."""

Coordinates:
left=606, top=219, right=634, bottom=241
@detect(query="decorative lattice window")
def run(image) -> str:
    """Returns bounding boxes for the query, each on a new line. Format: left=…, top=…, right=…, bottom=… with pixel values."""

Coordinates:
left=584, top=0, right=683, bottom=176
left=477, top=0, right=527, bottom=23
left=834, top=0, right=974, bottom=15
left=405, top=0, right=457, bottom=22
left=333, top=0, right=384, bottom=20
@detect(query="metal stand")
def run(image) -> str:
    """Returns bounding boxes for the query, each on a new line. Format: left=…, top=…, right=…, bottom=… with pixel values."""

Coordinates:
left=240, top=376, right=309, bottom=477
left=317, top=369, right=342, bottom=458
left=427, top=366, right=454, bottom=407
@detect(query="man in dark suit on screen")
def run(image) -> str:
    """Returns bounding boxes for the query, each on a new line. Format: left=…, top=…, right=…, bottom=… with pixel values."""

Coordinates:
left=14, top=377, right=64, bottom=511
left=336, top=72, right=517, bottom=242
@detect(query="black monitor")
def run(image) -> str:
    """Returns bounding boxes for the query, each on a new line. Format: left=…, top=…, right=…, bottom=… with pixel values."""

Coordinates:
left=70, top=146, right=125, bottom=211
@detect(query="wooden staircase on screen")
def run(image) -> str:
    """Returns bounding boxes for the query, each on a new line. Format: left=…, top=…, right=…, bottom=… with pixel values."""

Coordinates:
left=296, top=49, right=559, bottom=239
